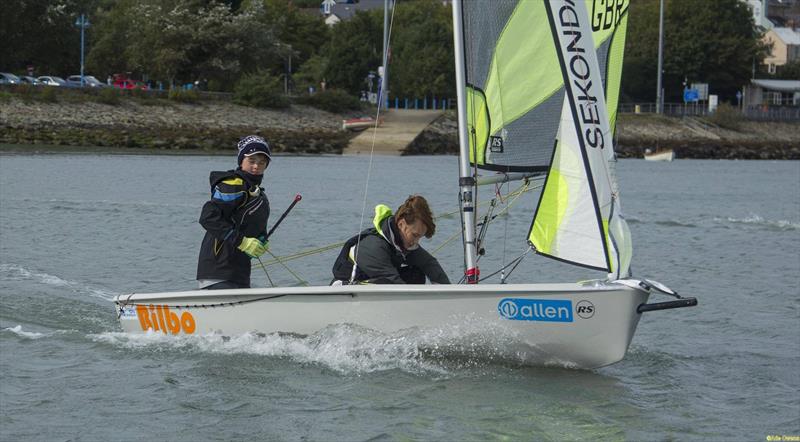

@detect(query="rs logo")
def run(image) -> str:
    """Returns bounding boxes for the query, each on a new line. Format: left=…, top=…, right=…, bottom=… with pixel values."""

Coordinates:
left=576, top=300, right=596, bottom=319
left=136, top=304, right=196, bottom=334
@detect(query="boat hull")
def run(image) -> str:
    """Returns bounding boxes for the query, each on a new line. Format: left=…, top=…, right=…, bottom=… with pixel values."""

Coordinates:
left=114, top=283, right=649, bottom=369
left=644, top=149, right=675, bottom=161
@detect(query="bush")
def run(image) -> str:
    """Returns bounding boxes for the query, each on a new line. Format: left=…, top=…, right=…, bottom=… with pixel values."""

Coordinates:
left=39, top=86, right=59, bottom=103
left=12, top=84, right=37, bottom=102
left=233, top=71, right=289, bottom=109
left=297, top=89, right=362, bottom=113
left=168, top=88, right=199, bottom=103
left=707, top=102, right=743, bottom=131
left=96, top=87, right=121, bottom=105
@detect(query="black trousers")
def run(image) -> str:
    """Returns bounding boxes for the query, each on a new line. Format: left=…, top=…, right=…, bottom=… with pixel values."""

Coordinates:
left=203, top=280, right=247, bottom=290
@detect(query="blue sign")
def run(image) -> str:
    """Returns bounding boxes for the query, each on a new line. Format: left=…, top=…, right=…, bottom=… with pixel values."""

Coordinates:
left=497, top=298, right=573, bottom=322
left=683, top=88, right=699, bottom=103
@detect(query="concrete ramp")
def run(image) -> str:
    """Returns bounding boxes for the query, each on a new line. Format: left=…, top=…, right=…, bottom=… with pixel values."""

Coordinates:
left=343, top=109, right=443, bottom=155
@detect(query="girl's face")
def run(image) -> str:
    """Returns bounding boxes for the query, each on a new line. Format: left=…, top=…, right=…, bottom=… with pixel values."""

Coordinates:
left=241, top=154, right=269, bottom=175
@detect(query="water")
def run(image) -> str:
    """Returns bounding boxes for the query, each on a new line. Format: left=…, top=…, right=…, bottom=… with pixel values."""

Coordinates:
left=1, top=151, right=798, bottom=440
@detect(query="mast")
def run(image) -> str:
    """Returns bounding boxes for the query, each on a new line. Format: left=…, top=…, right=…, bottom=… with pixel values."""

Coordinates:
left=656, top=0, right=665, bottom=114
left=451, top=0, right=479, bottom=283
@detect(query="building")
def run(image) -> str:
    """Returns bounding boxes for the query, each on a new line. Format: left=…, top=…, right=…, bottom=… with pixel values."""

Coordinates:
left=744, top=78, right=800, bottom=106
left=746, top=0, right=800, bottom=29
left=763, top=27, right=800, bottom=72
left=320, top=0, right=386, bottom=26
left=317, top=0, right=452, bottom=26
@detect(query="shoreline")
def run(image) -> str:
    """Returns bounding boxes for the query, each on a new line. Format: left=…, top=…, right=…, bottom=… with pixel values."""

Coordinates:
left=2, top=97, right=798, bottom=159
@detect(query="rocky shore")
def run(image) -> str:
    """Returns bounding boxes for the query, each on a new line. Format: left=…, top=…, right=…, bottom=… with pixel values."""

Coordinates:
left=0, top=97, right=355, bottom=154
left=1, top=97, right=798, bottom=159
left=408, top=111, right=800, bottom=159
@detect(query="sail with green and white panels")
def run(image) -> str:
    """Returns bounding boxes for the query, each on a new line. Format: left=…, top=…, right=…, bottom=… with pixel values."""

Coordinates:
left=461, top=0, right=629, bottom=172
left=529, top=0, right=631, bottom=277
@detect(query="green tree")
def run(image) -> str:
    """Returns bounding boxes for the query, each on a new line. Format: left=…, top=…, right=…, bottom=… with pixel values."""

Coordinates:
left=294, top=54, right=329, bottom=92
left=88, top=0, right=277, bottom=88
left=388, top=0, right=454, bottom=99
left=1, top=0, right=102, bottom=76
left=775, top=60, right=800, bottom=80
left=323, top=10, right=384, bottom=94
left=623, top=0, right=767, bottom=102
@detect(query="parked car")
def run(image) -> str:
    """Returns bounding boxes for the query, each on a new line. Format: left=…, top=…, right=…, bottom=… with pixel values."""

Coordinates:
left=37, top=76, right=68, bottom=86
left=66, top=75, right=106, bottom=88
left=0, top=72, right=21, bottom=84
left=18, top=75, right=41, bottom=85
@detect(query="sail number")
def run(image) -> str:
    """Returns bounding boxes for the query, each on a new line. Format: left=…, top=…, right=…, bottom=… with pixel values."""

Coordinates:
left=591, top=0, right=628, bottom=31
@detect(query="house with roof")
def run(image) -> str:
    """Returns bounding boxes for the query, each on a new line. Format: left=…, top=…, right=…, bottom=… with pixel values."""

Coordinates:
left=746, top=0, right=800, bottom=29
left=319, top=0, right=386, bottom=26
left=763, top=27, right=800, bottom=73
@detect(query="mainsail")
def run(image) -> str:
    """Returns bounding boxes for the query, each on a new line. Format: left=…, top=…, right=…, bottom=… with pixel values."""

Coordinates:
left=459, top=0, right=631, bottom=278
left=461, top=0, right=629, bottom=171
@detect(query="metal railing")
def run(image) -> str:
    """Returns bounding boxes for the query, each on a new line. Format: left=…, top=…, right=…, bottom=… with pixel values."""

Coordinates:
left=619, top=101, right=800, bottom=121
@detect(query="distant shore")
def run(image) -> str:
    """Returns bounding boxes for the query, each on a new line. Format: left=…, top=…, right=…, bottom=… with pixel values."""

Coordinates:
left=1, top=97, right=798, bottom=159
left=409, top=112, right=800, bottom=159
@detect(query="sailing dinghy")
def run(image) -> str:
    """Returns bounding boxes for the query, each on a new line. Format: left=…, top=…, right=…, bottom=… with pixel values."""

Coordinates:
left=114, top=0, right=696, bottom=369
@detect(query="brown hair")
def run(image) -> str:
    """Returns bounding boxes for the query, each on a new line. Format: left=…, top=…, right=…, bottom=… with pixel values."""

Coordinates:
left=395, top=195, right=435, bottom=238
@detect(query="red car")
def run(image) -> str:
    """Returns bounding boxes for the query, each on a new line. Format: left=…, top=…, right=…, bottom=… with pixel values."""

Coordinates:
left=113, top=79, right=149, bottom=90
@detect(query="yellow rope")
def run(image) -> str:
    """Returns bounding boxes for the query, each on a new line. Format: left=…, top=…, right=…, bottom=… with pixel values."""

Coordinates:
left=252, top=179, right=541, bottom=271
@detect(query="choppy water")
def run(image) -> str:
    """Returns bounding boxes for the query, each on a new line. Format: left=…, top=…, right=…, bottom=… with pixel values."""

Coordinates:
left=1, top=151, right=798, bottom=441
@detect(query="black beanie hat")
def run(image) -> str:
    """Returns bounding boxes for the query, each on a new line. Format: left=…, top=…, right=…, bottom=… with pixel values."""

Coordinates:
left=237, top=135, right=272, bottom=166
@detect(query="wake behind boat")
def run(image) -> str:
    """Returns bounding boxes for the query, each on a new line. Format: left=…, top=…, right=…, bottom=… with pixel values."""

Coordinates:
left=114, top=0, right=697, bottom=369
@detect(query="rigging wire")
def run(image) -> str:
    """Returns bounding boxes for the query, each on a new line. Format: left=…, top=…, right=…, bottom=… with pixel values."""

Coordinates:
left=264, top=249, right=309, bottom=286
left=252, top=179, right=540, bottom=270
left=350, top=0, right=398, bottom=284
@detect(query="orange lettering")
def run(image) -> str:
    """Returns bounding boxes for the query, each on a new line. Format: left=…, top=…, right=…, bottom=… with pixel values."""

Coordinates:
left=165, top=307, right=181, bottom=334
left=136, top=305, right=153, bottom=331
left=181, top=312, right=196, bottom=334
left=156, top=305, right=167, bottom=332
left=135, top=304, right=196, bottom=334
left=148, top=305, right=160, bottom=331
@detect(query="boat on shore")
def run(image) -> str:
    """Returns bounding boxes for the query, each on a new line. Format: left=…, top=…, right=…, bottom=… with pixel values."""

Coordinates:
left=342, top=116, right=383, bottom=132
left=644, top=148, right=675, bottom=161
left=114, top=0, right=696, bottom=369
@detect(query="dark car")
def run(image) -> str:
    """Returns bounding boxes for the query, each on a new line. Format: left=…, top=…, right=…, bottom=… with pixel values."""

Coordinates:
left=66, top=75, right=106, bottom=88
left=0, top=72, right=21, bottom=84
left=18, top=75, right=41, bottom=85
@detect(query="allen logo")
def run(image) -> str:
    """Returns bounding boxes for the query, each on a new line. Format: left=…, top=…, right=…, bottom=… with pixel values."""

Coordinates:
left=576, top=300, right=596, bottom=319
left=498, top=298, right=573, bottom=322
left=136, top=304, right=196, bottom=334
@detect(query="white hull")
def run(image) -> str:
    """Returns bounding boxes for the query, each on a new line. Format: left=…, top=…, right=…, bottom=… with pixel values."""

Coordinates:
left=115, top=282, right=650, bottom=369
left=644, top=149, right=675, bottom=161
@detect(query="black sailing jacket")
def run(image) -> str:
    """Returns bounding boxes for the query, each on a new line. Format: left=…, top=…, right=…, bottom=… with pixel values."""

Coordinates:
left=332, top=212, right=450, bottom=285
left=196, top=170, right=270, bottom=287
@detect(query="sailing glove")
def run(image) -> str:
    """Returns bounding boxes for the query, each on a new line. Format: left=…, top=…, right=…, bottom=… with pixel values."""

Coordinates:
left=237, top=237, right=268, bottom=258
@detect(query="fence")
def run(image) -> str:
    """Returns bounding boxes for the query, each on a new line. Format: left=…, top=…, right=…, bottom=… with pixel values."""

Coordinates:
left=619, top=101, right=800, bottom=121
left=384, top=96, right=455, bottom=110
